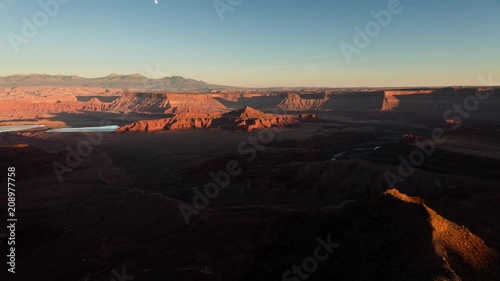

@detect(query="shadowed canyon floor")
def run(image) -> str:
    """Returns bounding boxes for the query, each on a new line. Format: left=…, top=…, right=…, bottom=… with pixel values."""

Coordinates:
left=1, top=86, right=499, bottom=281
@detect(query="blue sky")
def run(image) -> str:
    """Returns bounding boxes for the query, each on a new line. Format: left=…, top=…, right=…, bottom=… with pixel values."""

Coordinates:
left=1, top=0, right=499, bottom=87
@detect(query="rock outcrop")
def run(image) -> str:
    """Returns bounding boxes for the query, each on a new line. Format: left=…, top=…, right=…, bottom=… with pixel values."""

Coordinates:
left=401, top=134, right=426, bottom=143
left=2, top=87, right=499, bottom=123
left=383, top=189, right=499, bottom=281
left=382, top=90, right=434, bottom=111
left=116, top=107, right=320, bottom=133
left=277, top=93, right=326, bottom=111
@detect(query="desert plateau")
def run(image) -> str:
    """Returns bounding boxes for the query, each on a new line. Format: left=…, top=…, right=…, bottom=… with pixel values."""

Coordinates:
left=1, top=76, right=499, bottom=280
left=2, top=1, right=500, bottom=280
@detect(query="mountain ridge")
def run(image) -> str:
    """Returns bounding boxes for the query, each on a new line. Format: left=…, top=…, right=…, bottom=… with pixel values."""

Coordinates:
left=0, top=73, right=234, bottom=92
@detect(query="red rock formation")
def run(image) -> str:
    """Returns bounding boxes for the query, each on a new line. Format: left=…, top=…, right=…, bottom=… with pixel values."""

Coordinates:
left=116, top=107, right=316, bottom=133
left=2, top=87, right=499, bottom=123
left=381, top=90, right=434, bottom=111
left=223, top=106, right=265, bottom=118
left=401, top=134, right=426, bottom=143
left=298, top=114, right=321, bottom=122
left=277, top=93, right=326, bottom=111
left=384, top=189, right=499, bottom=280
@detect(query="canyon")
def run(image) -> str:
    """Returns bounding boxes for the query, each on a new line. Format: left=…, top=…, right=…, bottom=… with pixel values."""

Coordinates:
left=1, top=80, right=499, bottom=281
left=2, top=86, right=499, bottom=129
left=116, top=107, right=321, bottom=133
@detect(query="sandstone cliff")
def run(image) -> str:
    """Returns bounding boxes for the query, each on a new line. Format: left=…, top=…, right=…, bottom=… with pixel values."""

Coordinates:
left=277, top=93, right=326, bottom=111
left=2, top=87, right=499, bottom=122
left=116, top=107, right=320, bottom=133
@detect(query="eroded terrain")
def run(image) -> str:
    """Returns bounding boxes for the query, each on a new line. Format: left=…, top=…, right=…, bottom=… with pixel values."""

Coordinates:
left=0, top=85, right=499, bottom=281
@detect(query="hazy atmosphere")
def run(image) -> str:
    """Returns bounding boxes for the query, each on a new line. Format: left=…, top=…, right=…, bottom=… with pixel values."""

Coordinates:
left=1, top=1, right=500, bottom=281
left=1, top=0, right=499, bottom=87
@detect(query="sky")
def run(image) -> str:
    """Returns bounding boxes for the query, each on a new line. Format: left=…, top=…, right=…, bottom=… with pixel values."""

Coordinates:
left=0, top=0, right=499, bottom=87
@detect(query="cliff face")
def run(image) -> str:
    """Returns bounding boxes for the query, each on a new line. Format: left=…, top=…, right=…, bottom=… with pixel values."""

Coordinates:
left=114, top=116, right=215, bottom=133
left=0, top=99, right=112, bottom=116
left=383, top=189, right=499, bottom=281
left=277, top=93, right=326, bottom=111
left=108, top=93, right=231, bottom=114
left=109, top=93, right=170, bottom=113
left=382, top=90, right=434, bottom=111
left=0, top=87, right=121, bottom=120
left=213, top=93, right=284, bottom=110
left=382, top=88, right=500, bottom=113
left=163, top=94, right=228, bottom=114
left=325, top=91, right=385, bottom=111
left=215, top=88, right=500, bottom=113
left=116, top=107, right=320, bottom=133
left=2, top=87, right=499, bottom=122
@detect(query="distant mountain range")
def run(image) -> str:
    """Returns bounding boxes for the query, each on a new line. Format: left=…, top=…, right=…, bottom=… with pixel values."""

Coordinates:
left=3, top=74, right=496, bottom=92
left=0, top=74, right=233, bottom=92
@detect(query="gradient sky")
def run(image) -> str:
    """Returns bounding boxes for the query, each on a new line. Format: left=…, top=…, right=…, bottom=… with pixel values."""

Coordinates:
left=1, top=0, right=499, bottom=87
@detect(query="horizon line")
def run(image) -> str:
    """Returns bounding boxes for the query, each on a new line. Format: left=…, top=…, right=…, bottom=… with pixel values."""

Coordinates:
left=1, top=73, right=499, bottom=90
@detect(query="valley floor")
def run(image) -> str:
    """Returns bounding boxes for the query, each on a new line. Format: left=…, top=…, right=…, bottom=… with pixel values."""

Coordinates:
left=1, top=109, right=499, bottom=281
